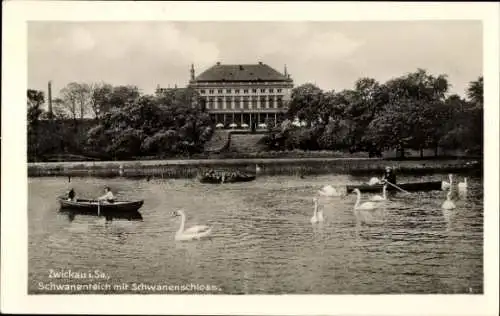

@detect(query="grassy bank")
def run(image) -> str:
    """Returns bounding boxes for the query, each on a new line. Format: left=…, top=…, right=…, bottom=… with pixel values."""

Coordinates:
left=28, top=157, right=482, bottom=179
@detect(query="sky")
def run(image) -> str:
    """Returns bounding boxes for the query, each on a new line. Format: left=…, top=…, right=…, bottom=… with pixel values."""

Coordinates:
left=28, top=21, right=482, bottom=101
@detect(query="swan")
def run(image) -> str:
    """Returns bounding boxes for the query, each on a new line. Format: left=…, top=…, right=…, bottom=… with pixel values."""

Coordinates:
left=318, top=185, right=341, bottom=197
left=255, top=164, right=262, bottom=173
left=369, top=185, right=387, bottom=201
left=441, top=174, right=453, bottom=191
left=458, top=177, right=468, bottom=194
left=171, top=209, right=212, bottom=241
left=353, top=188, right=378, bottom=210
left=441, top=191, right=456, bottom=210
left=310, top=197, right=324, bottom=223
left=368, top=177, right=381, bottom=186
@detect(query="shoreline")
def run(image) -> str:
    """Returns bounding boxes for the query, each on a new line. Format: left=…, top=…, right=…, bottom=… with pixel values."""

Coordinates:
left=28, top=157, right=482, bottom=178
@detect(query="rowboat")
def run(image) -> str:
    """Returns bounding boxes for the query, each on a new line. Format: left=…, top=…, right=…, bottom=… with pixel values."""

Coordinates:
left=198, top=171, right=256, bottom=184
left=346, top=181, right=442, bottom=193
left=58, top=197, right=144, bottom=213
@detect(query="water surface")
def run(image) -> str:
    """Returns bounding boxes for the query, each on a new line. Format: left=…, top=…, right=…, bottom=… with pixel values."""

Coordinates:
left=29, top=173, right=483, bottom=294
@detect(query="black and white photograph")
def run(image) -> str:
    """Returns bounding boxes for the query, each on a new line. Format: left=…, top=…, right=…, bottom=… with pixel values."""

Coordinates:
left=2, top=2, right=499, bottom=315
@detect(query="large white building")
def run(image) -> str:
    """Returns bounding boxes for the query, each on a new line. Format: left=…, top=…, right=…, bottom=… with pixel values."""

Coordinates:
left=188, top=62, right=294, bottom=129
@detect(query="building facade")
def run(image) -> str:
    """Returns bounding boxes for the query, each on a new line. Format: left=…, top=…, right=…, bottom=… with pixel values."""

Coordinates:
left=188, top=62, right=294, bottom=128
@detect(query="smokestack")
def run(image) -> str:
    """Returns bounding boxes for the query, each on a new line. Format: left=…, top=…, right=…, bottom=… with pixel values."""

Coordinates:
left=48, top=80, right=53, bottom=116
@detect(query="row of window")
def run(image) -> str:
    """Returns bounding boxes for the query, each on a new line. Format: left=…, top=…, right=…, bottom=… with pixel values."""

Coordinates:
left=204, top=98, right=284, bottom=110
left=204, top=96, right=283, bottom=102
left=200, top=88, right=283, bottom=94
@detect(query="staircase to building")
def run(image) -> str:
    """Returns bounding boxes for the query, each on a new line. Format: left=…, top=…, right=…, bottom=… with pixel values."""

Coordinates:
left=204, top=130, right=231, bottom=153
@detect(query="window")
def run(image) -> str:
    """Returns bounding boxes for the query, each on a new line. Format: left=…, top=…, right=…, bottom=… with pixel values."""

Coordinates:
left=218, top=89, right=223, bottom=94
left=260, top=88, right=266, bottom=93
left=234, top=97, right=240, bottom=109
left=252, top=89, right=257, bottom=93
left=251, top=96, right=258, bottom=108
left=244, top=89, right=249, bottom=94
left=226, top=89, right=231, bottom=93
left=260, top=96, right=266, bottom=107
left=243, top=96, right=249, bottom=109
left=268, top=96, right=275, bottom=108
left=200, top=89, right=206, bottom=94
left=277, top=96, right=283, bottom=108
left=277, top=89, right=282, bottom=93
left=269, top=88, right=274, bottom=93
left=235, top=89, right=240, bottom=94
left=209, top=89, right=214, bottom=94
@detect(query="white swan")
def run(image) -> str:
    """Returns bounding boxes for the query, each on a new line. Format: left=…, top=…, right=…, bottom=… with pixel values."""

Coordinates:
left=368, top=177, right=381, bottom=186
left=256, top=164, right=262, bottom=173
left=310, top=197, right=324, bottom=223
left=441, top=174, right=453, bottom=191
left=458, top=177, right=468, bottom=194
left=370, top=185, right=387, bottom=201
left=353, top=188, right=378, bottom=210
left=441, top=191, right=456, bottom=210
left=171, top=209, right=212, bottom=241
left=318, top=185, right=342, bottom=197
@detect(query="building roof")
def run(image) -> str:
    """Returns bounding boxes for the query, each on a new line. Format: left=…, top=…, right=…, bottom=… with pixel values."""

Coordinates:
left=193, top=62, right=291, bottom=82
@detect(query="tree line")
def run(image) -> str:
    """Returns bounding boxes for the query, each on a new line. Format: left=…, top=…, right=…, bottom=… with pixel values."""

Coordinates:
left=261, top=69, right=483, bottom=158
left=27, top=69, right=483, bottom=161
left=27, top=84, right=213, bottom=161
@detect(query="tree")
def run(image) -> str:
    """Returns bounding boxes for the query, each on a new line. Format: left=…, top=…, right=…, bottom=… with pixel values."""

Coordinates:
left=90, top=83, right=113, bottom=120
left=27, top=89, right=45, bottom=125
left=287, top=83, right=324, bottom=126
left=86, top=86, right=213, bottom=159
left=466, top=76, right=483, bottom=108
left=364, top=69, right=450, bottom=158
left=27, top=89, right=45, bottom=160
left=60, top=82, right=91, bottom=120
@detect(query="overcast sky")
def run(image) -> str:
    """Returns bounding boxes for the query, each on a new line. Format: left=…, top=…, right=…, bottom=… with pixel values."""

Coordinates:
left=28, top=21, right=482, bottom=99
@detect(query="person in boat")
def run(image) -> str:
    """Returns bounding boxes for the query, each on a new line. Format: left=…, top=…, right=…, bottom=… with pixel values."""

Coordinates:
left=67, top=188, right=76, bottom=201
left=97, top=186, right=115, bottom=203
left=381, top=166, right=397, bottom=185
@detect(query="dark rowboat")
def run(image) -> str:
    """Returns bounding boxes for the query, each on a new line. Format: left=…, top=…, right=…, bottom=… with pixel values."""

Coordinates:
left=58, top=197, right=144, bottom=213
left=198, top=172, right=256, bottom=184
left=346, top=181, right=442, bottom=193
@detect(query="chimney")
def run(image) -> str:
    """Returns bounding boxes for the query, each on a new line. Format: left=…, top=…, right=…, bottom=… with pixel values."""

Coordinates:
left=216, top=62, right=221, bottom=65
left=190, top=64, right=195, bottom=81
left=284, top=64, right=288, bottom=77
left=48, top=80, right=53, bottom=117
left=258, top=61, right=263, bottom=65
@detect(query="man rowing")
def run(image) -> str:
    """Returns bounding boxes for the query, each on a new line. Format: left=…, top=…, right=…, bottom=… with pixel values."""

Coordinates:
left=97, top=186, right=115, bottom=203
left=381, top=166, right=397, bottom=185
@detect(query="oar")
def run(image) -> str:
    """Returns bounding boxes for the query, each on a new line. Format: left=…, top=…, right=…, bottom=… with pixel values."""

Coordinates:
left=384, top=180, right=410, bottom=194
left=97, top=200, right=101, bottom=217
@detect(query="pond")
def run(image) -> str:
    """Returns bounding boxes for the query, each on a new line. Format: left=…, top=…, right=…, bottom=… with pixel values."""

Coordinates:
left=28, top=173, right=483, bottom=294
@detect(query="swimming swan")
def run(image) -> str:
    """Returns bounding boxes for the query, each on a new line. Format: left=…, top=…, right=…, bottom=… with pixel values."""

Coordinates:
left=458, top=177, right=468, bottom=194
left=441, top=191, right=456, bottom=210
left=353, top=188, right=378, bottom=210
left=441, top=174, right=453, bottom=191
left=370, top=185, right=387, bottom=201
left=318, top=185, right=342, bottom=197
left=171, top=209, right=212, bottom=241
left=310, top=197, right=324, bottom=223
left=368, top=177, right=381, bottom=186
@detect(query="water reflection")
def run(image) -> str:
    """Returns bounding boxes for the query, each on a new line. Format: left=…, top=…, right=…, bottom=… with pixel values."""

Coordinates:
left=59, top=208, right=143, bottom=222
